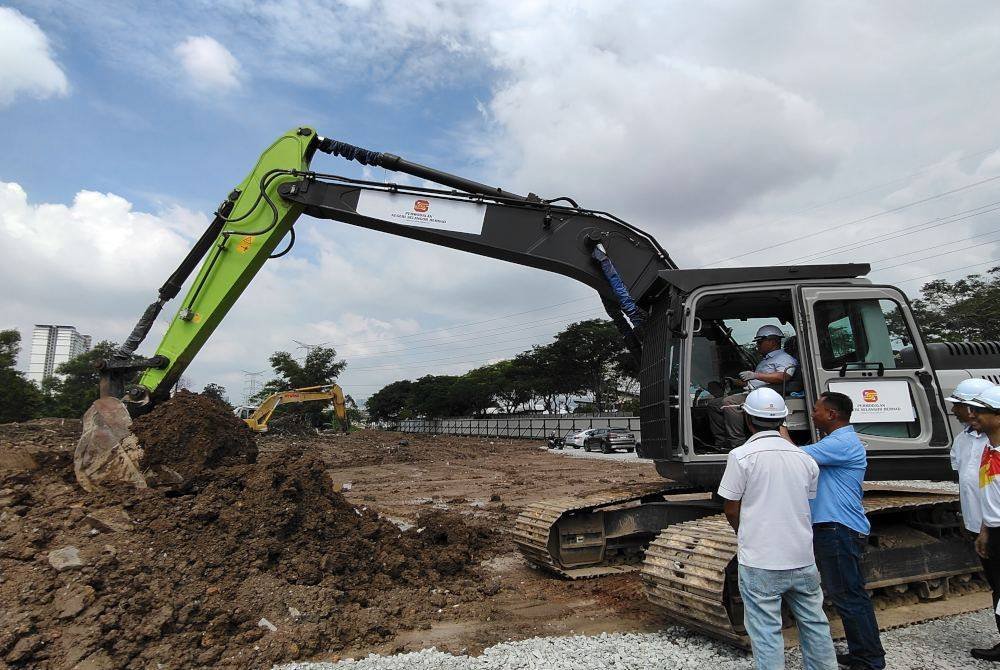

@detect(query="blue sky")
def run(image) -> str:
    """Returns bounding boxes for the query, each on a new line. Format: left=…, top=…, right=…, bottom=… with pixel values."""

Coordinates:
left=2, top=1, right=1000, bottom=403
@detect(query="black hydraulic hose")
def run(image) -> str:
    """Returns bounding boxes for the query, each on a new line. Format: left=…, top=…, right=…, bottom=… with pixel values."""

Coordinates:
left=316, top=137, right=525, bottom=201
left=115, top=298, right=166, bottom=359
left=158, top=199, right=234, bottom=301
left=115, top=199, right=235, bottom=359
left=269, top=227, right=295, bottom=258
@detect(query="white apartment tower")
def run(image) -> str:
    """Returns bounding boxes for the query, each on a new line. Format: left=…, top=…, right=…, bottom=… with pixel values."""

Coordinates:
left=28, top=325, right=92, bottom=384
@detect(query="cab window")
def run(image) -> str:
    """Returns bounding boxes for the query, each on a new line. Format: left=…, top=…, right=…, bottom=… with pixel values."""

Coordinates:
left=687, top=289, right=802, bottom=454
left=814, top=299, right=918, bottom=370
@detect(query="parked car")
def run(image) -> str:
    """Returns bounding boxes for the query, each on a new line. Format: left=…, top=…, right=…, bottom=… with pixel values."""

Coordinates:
left=582, top=427, right=636, bottom=453
left=565, top=429, right=595, bottom=449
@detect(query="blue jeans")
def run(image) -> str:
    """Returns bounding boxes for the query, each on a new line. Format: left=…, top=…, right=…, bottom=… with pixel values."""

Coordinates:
left=738, top=563, right=837, bottom=670
left=813, top=523, right=886, bottom=669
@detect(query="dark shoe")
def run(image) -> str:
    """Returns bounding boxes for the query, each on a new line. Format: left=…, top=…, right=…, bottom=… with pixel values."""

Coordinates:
left=972, top=643, right=1000, bottom=661
left=836, top=653, right=856, bottom=667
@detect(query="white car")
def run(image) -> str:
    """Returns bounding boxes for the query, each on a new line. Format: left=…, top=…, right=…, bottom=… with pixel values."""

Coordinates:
left=565, top=429, right=598, bottom=449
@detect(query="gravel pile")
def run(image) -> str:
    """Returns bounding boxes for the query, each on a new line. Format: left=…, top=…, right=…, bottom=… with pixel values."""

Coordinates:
left=877, top=479, right=959, bottom=493
left=276, top=610, right=1000, bottom=670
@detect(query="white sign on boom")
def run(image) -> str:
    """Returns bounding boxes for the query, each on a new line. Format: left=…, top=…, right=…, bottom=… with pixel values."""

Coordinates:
left=827, top=380, right=917, bottom=423
left=356, top=191, right=487, bottom=235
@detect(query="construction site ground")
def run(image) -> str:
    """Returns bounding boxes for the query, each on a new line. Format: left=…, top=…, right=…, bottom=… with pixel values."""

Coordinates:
left=282, top=429, right=668, bottom=658
left=0, top=416, right=667, bottom=669
left=3, top=414, right=995, bottom=670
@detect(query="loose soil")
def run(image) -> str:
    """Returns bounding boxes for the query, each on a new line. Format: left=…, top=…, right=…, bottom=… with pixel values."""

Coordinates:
left=0, top=416, right=667, bottom=669
left=133, top=390, right=258, bottom=479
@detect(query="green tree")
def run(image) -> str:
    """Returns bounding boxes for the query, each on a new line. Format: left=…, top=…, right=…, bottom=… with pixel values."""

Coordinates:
left=201, top=382, right=230, bottom=407
left=911, top=266, right=1000, bottom=342
left=255, top=345, right=347, bottom=427
left=42, top=341, right=123, bottom=418
left=486, top=359, right=535, bottom=414
left=0, top=330, right=42, bottom=422
left=550, top=319, right=629, bottom=412
left=408, top=375, right=462, bottom=418
left=448, top=368, right=497, bottom=416
left=366, top=379, right=414, bottom=422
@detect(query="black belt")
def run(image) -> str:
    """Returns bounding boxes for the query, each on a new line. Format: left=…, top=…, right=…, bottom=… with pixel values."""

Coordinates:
left=813, top=522, right=843, bottom=529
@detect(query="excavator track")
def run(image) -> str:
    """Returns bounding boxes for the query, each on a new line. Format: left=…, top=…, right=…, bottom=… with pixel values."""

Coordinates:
left=513, top=483, right=702, bottom=579
left=641, top=490, right=986, bottom=648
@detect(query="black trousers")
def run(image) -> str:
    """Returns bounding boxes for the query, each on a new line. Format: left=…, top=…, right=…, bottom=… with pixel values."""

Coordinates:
left=981, top=529, right=1000, bottom=637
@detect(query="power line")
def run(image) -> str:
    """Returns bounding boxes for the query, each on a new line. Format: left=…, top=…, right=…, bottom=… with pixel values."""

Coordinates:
left=339, top=308, right=603, bottom=358
left=869, top=231, right=1000, bottom=273
left=738, top=144, right=1000, bottom=235
left=892, top=257, right=1000, bottom=285
left=707, top=174, right=1000, bottom=266
left=332, top=296, right=596, bottom=347
left=776, top=200, right=1000, bottom=265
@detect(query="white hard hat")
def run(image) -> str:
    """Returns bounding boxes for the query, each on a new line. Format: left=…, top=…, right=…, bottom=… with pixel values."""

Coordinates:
left=972, top=385, right=1000, bottom=410
left=946, top=378, right=995, bottom=404
left=743, top=388, right=789, bottom=418
left=754, top=325, right=784, bottom=340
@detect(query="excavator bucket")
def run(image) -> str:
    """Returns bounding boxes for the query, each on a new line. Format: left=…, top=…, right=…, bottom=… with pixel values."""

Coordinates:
left=75, top=397, right=148, bottom=492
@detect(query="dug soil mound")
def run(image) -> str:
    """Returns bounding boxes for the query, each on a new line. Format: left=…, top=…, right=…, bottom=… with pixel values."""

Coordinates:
left=133, top=390, right=257, bottom=479
left=0, top=418, right=80, bottom=477
left=0, top=426, right=496, bottom=668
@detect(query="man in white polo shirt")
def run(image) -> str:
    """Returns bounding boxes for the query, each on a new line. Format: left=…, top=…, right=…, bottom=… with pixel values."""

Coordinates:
left=948, top=378, right=993, bottom=536
left=718, top=388, right=837, bottom=669
left=971, top=384, right=1000, bottom=661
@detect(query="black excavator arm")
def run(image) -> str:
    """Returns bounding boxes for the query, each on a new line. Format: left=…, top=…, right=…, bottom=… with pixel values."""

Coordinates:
left=278, top=145, right=678, bottom=360
left=105, top=128, right=675, bottom=407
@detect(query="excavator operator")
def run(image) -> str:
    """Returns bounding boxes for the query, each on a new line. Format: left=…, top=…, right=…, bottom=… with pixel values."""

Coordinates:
left=707, top=325, right=798, bottom=450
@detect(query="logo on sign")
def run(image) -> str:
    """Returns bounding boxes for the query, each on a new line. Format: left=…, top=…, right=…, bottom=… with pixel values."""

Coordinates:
left=863, top=389, right=879, bottom=403
left=413, top=199, right=429, bottom=213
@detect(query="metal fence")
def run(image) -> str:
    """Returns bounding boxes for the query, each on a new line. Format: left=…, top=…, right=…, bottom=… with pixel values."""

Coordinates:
left=376, top=414, right=641, bottom=441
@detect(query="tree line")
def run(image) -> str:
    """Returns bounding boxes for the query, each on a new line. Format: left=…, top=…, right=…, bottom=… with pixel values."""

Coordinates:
left=365, top=318, right=637, bottom=423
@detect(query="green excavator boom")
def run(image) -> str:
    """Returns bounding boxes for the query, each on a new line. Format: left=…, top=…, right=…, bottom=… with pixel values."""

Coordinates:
left=134, top=127, right=315, bottom=401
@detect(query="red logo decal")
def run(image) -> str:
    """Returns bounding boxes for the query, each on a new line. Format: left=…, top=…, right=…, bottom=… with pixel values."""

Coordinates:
left=414, top=199, right=429, bottom=212
left=862, top=389, right=878, bottom=403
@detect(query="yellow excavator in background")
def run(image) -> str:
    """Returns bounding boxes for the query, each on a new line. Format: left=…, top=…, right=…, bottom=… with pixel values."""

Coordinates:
left=234, top=384, right=349, bottom=433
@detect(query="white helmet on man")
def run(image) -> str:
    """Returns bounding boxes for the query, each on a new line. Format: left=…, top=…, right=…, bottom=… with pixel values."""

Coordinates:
left=753, top=325, right=784, bottom=341
left=972, top=385, right=1000, bottom=410
left=946, top=377, right=994, bottom=405
left=742, top=388, right=789, bottom=418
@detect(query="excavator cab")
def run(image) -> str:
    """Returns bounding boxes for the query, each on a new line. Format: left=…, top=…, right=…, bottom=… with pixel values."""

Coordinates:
left=641, top=272, right=955, bottom=490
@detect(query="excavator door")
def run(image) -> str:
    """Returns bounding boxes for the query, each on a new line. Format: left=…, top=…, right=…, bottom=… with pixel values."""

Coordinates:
left=797, top=285, right=953, bottom=475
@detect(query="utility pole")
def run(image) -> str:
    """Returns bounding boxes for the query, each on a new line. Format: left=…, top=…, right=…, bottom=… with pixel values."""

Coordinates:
left=241, top=370, right=265, bottom=406
left=293, top=340, right=330, bottom=362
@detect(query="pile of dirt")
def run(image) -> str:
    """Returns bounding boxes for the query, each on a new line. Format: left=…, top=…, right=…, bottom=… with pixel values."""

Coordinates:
left=0, top=418, right=79, bottom=478
left=133, top=390, right=257, bottom=479
left=0, top=424, right=497, bottom=668
left=264, top=411, right=318, bottom=436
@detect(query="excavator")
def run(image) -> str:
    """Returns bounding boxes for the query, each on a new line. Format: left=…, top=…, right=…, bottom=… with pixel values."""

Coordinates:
left=76, top=127, right=1000, bottom=646
left=234, top=384, right=350, bottom=433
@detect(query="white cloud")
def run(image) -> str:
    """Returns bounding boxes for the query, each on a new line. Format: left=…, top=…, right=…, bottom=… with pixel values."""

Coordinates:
left=0, top=7, right=69, bottom=107
left=0, top=181, right=596, bottom=402
left=173, top=35, right=242, bottom=91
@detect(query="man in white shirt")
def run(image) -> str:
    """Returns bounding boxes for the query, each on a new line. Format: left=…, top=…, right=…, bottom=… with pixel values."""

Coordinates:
left=947, top=378, right=993, bottom=535
left=718, top=388, right=837, bottom=669
left=971, top=384, right=1000, bottom=661
left=708, top=325, right=798, bottom=449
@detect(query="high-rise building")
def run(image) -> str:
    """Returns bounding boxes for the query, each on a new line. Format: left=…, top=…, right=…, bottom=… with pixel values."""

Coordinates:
left=27, top=325, right=92, bottom=384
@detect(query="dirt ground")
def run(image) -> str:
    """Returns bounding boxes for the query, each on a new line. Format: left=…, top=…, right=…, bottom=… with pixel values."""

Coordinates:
left=0, top=416, right=668, bottom=669
left=306, top=430, right=668, bottom=659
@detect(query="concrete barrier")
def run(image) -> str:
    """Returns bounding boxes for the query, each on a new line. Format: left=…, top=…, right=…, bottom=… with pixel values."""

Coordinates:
left=380, top=415, right=641, bottom=442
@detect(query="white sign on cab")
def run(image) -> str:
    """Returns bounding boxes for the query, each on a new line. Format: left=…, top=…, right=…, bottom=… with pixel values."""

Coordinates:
left=827, top=380, right=916, bottom=423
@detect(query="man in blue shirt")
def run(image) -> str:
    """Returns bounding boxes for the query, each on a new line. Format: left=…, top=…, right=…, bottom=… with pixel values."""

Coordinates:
left=803, top=391, right=885, bottom=670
